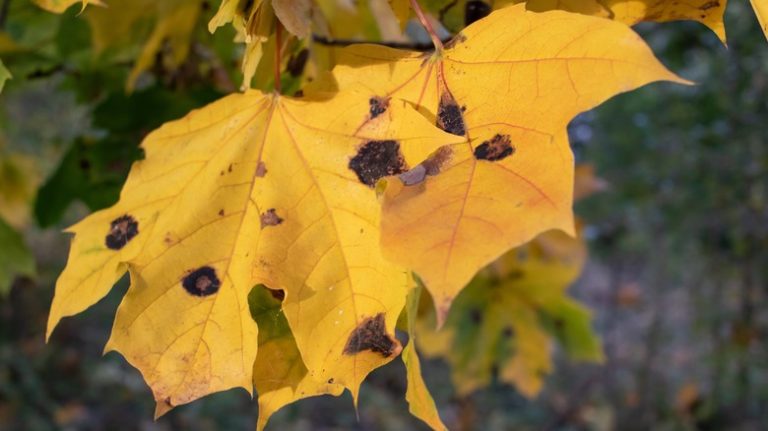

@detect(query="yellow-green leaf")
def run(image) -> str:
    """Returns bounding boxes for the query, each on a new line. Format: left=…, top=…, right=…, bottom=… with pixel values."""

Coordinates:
left=249, top=285, right=344, bottom=431
left=403, top=284, right=447, bottom=431
left=417, top=229, right=602, bottom=397
left=327, top=5, right=684, bottom=324
left=0, top=217, right=35, bottom=296
left=48, top=86, right=461, bottom=411
left=31, top=0, right=99, bottom=14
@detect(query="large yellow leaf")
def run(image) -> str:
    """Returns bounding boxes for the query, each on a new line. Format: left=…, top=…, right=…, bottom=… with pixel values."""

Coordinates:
left=248, top=285, right=344, bottom=430
left=527, top=0, right=728, bottom=42
left=47, top=86, right=461, bottom=412
left=753, top=0, right=768, bottom=40
left=326, top=4, right=684, bottom=324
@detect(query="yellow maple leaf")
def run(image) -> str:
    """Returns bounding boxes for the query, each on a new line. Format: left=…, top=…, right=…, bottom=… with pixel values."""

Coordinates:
left=325, top=4, right=685, bottom=325
left=248, top=285, right=344, bottom=430
left=47, top=86, right=462, bottom=412
left=527, top=0, right=728, bottom=42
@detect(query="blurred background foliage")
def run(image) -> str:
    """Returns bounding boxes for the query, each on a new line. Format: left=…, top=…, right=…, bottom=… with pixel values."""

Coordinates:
left=0, top=0, right=767, bottom=430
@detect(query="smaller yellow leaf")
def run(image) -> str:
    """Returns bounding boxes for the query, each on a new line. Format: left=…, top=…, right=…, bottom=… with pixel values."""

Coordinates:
left=403, top=284, right=447, bottom=431
left=31, top=0, right=101, bottom=14
left=249, top=285, right=344, bottom=431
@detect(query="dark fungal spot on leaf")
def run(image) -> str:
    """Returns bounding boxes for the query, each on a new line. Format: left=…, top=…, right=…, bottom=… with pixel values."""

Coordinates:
left=105, top=215, right=139, bottom=250
left=349, top=140, right=407, bottom=187
left=182, top=266, right=220, bottom=297
left=343, top=313, right=398, bottom=357
left=260, top=208, right=283, bottom=228
left=469, top=308, right=482, bottom=324
left=699, top=1, right=719, bottom=10
left=465, top=0, right=491, bottom=25
left=369, top=96, right=390, bottom=119
left=218, top=209, right=225, bottom=216
left=437, top=93, right=466, bottom=136
left=474, top=134, right=514, bottom=161
left=327, top=378, right=334, bottom=384
left=502, top=326, right=514, bottom=338
left=444, top=33, right=467, bottom=49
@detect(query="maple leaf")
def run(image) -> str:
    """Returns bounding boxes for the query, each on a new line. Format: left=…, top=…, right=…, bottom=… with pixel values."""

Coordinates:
left=527, top=0, right=727, bottom=42
left=417, top=227, right=602, bottom=397
left=248, top=285, right=344, bottom=430
left=325, top=4, right=685, bottom=325
left=47, top=85, right=461, bottom=412
left=85, top=0, right=202, bottom=91
left=753, top=0, right=768, bottom=40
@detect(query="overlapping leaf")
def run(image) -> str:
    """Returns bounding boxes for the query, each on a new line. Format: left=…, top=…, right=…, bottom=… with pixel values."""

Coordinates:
left=248, top=285, right=344, bottom=430
left=753, top=0, right=768, bottom=40
left=527, top=0, right=727, bottom=42
left=47, top=86, right=462, bottom=413
left=326, top=4, right=684, bottom=324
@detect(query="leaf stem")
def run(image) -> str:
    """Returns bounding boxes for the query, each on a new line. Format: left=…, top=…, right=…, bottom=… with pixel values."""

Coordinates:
left=274, top=22, right=282, bottom=94
left=409, top=0, right=443, bottom=51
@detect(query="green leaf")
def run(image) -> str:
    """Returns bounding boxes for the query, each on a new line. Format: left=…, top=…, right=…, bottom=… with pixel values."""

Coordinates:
left=0, top=217, right=34, bottom=296
left=0, top=59, right=10, bottom=93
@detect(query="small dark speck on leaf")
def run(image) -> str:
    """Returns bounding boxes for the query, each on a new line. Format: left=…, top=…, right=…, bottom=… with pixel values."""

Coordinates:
left=474, top=134, right=514, bottom=161
left=349, top=140, right=407, bottom=187
left=105, top=215, right=139, bottom=250
left=343, top=313, right=398, bottom=357
left=255, top=161, right=267, bottom=177
left=369, top=96, right=390, bottom=119
left=260, top=208, right=283, bottom=228
left=182, top=266, right=220, bottom=297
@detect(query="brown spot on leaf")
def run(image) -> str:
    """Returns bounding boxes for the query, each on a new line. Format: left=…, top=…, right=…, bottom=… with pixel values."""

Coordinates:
left=437, top=92, right=466, bottom=136
left=369, top=96, right=390, bottom=119
left=182, top=266, right=220, bottom=297
left=343, top=313, right=398, bottom=357
left=474, top=134, right=514, bottom=161
left=445, top=33, right=467, bottom=49
left=349, top=140, right=407, bottom=187
left=218, top=209, right=225, bottom=216
left=399, top=146, right=454, bottom=186
left=260, top=208, right=283, bottom=228
left=105, top=215, right=139, bottom=250
left=469, top=308, right=482, bottom=324
left=255, top=161, right=267, bottom=177
left=502, top=326, right=514, bottom=338
left=228, top=164, right=233, bottom=173
left=699, top=1, right=719, bottom=10
left=327, top=378, right=334, bottom=384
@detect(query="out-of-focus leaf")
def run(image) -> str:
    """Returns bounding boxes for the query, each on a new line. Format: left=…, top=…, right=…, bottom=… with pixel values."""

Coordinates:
left=30, top=0, right=100, bottom=14
left=0, top=151, right=40, bottom=228
left=0, top=217, right=35, bottom=296
left=752, top=0, right=768, bottom=40
left=417, top=229, right=603, bottom=397
left=0, top=59, right=10, bottom=93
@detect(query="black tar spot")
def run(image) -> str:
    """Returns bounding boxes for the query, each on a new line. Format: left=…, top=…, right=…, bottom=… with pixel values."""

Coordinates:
left=105, top=215, right=139, bottom=250
left=349, top=140, right=407, bottom=187
left=343, top=313, right=397, bottom=357
left=182, top=266, right=220, bottom=297
left=474, top=134, right=514, bottom=161
left=437, top=93, right=466, bottom=136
